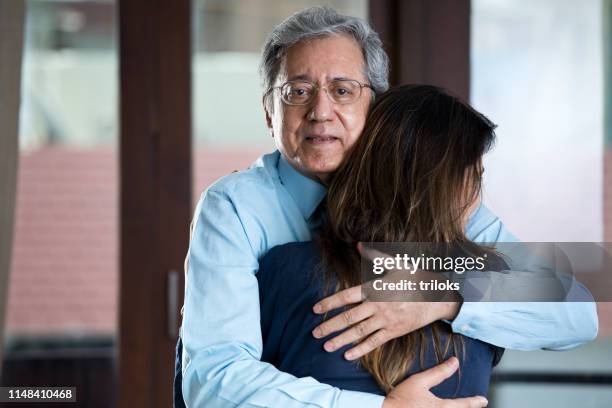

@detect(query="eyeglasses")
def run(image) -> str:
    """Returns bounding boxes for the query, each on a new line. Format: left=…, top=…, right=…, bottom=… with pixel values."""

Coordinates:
left=269, top=79, right=374, bottom=106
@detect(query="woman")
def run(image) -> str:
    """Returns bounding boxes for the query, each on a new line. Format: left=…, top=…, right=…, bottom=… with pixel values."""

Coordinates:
left=257, top=84, right=506, bottom=397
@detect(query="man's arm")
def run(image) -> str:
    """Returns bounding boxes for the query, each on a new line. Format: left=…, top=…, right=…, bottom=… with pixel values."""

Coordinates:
left=456, top=204, right=599, bottom=350
left=450, top=301, right=598, bottom=351
left=182, top=187, right=488, bottom=408
left=311, top=204, right=598, bottom=357
left=181, top=188, right=385, bottom=407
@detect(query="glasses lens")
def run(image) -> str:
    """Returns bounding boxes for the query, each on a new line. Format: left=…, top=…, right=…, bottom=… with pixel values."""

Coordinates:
left=328, top=80, right=360, bottom=104
left=281, top=81, right=314, bottom=105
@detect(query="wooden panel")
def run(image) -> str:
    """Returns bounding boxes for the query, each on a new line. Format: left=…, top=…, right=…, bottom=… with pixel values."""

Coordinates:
left=118, top=0, right=191, bottom=406
left=369, top=0, right=470, bottom=100
left=2, top=346, right=116, bottom=408
left=369, top=0, right=399, bottom=85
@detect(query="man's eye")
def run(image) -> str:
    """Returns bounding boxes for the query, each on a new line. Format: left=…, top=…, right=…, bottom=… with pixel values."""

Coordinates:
left=289, top=87, right=312, bottom=98
left=334, top=87, right=352, bottom=96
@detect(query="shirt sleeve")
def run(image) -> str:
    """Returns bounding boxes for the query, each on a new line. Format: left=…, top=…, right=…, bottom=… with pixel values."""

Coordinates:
left=181, top=188, right=385, bottom=408
left=451, top=301, right=598, bottom=351
left=452, top=204, right=599, bottom=350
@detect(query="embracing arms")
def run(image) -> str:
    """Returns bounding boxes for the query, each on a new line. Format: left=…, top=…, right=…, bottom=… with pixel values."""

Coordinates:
left=180, top=188, right=487, bottom=408
left=310, top=205, right=598, bottom=360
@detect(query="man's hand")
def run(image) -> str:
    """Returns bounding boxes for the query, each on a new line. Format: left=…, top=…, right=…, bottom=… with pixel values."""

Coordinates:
left=312, top=243, right=460, bottom=361
left=383, top=357, right=488, bottom=408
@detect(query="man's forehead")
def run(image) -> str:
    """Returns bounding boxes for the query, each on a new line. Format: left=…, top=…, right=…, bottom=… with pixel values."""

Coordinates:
left=278, top=36, right=366, bottom=82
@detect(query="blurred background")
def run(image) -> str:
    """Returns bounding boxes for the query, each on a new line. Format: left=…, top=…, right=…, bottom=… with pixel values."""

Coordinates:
left=0, top=0, right=610, bottom=407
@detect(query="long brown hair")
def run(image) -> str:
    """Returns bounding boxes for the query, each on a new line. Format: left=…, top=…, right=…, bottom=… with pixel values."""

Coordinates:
left=320, top=84, right=497, bottom=392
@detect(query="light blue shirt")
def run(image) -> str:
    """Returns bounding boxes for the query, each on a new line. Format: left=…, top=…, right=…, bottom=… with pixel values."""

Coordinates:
left=181, top=150, right=598, bottom=408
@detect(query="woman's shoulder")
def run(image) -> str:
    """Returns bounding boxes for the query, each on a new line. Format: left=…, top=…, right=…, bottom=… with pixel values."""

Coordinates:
left=257, top=240, right=328, bottom=297
left=416, top=322, right=501, bottom=398
left=261, top=241, right=320, bottom=265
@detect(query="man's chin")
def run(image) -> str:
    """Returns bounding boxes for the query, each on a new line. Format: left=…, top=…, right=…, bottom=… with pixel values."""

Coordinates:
left=299, top=159, right=340, bottom=183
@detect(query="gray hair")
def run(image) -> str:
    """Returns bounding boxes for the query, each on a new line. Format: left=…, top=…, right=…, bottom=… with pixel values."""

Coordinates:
left=259, top=6, right=389, bottom=106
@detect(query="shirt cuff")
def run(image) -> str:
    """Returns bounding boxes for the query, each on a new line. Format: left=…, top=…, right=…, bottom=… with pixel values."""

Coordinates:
left=449, top=301, right=485, bottom=339
left=338, top=390, right=384, bottom=408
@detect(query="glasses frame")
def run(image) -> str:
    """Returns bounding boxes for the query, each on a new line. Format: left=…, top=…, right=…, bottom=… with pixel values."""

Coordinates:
left=267, top=79, right=375, bottom=106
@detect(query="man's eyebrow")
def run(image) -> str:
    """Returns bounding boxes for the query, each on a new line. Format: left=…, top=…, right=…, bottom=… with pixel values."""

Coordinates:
left=287, top=74, right=311, bottom=81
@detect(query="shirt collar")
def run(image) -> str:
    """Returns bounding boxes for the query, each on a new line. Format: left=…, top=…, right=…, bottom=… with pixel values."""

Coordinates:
left=277, top=153, right=327, bottom=220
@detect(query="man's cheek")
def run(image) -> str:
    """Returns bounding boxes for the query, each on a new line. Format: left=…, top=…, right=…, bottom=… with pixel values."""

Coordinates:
left=342, top=109, right=367, bottom=134
left=345, top=121, right=366, bottom=147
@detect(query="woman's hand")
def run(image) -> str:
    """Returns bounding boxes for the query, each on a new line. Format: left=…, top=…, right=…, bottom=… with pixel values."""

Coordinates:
left=312, top=243, right=460, bottom=361
left=383, top=357, right=488, bottom=408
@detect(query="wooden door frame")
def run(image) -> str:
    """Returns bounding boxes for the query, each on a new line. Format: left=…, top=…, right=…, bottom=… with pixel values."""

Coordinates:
left=118, top=0, right=191, bottom=406
left=370, top=0, right=471, bottom=100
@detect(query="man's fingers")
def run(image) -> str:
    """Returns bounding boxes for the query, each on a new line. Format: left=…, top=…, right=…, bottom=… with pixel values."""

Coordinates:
left=313, top=302, right=375, bottom=338
left=313, top=285, right=364, bottom=314
left=411, top=357, right=460, bottom=388
left=343, top=328, right=390, bottom=360
left=445, top=396, right=488, bottom=408
left=320, top=317, right=384, bottom=354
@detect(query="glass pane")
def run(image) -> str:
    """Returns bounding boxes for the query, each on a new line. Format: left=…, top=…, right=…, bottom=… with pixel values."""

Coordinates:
left=4, top=1, right=118, bottom=405
left=192, top=0, right=367, bottom=203
left=472, top=0, right=604, bottom=242
left=471, top=1, right=610, bottom=407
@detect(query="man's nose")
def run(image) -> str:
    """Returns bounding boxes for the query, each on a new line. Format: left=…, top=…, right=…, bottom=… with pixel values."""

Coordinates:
left=307, top=88, right=334, bottom=122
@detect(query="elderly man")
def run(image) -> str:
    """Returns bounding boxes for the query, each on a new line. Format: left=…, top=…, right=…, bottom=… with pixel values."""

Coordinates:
left=178, top=6, right=597, bottom=408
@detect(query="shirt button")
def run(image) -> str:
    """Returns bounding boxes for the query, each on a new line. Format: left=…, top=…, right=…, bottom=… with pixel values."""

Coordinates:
left=461, top=324, right=471, bottom=332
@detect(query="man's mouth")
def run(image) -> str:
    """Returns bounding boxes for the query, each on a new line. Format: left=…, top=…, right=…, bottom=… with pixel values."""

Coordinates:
left=305, top=135, right=339, bottom=143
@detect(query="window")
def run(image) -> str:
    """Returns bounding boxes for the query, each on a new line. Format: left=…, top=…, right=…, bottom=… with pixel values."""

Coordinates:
left=4, top=1, right=118, bottom=405
left=472, top=1, right=612, bottom=406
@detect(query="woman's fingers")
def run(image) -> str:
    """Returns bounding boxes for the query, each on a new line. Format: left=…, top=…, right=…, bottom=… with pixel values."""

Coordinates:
left=312, top=301, right=375, bottom=339
left=313, top=284, right=364, bottom=314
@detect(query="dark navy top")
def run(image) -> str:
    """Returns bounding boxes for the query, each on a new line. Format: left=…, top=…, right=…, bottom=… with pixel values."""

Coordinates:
left=258, top=241, right=502, bottom=398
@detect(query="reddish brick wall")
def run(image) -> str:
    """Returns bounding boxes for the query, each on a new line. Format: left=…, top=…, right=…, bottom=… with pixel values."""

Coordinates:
left=7, top=145, right=268, bottom=336
left=8, top=148, right=118, bottom=335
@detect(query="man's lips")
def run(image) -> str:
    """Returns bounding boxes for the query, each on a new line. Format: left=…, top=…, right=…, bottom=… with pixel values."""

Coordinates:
left=305, top=135, right=339, bottom=143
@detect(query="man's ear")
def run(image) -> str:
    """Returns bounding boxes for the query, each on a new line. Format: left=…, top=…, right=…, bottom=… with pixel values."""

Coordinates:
left=262, top=95, right=273, bottom=131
